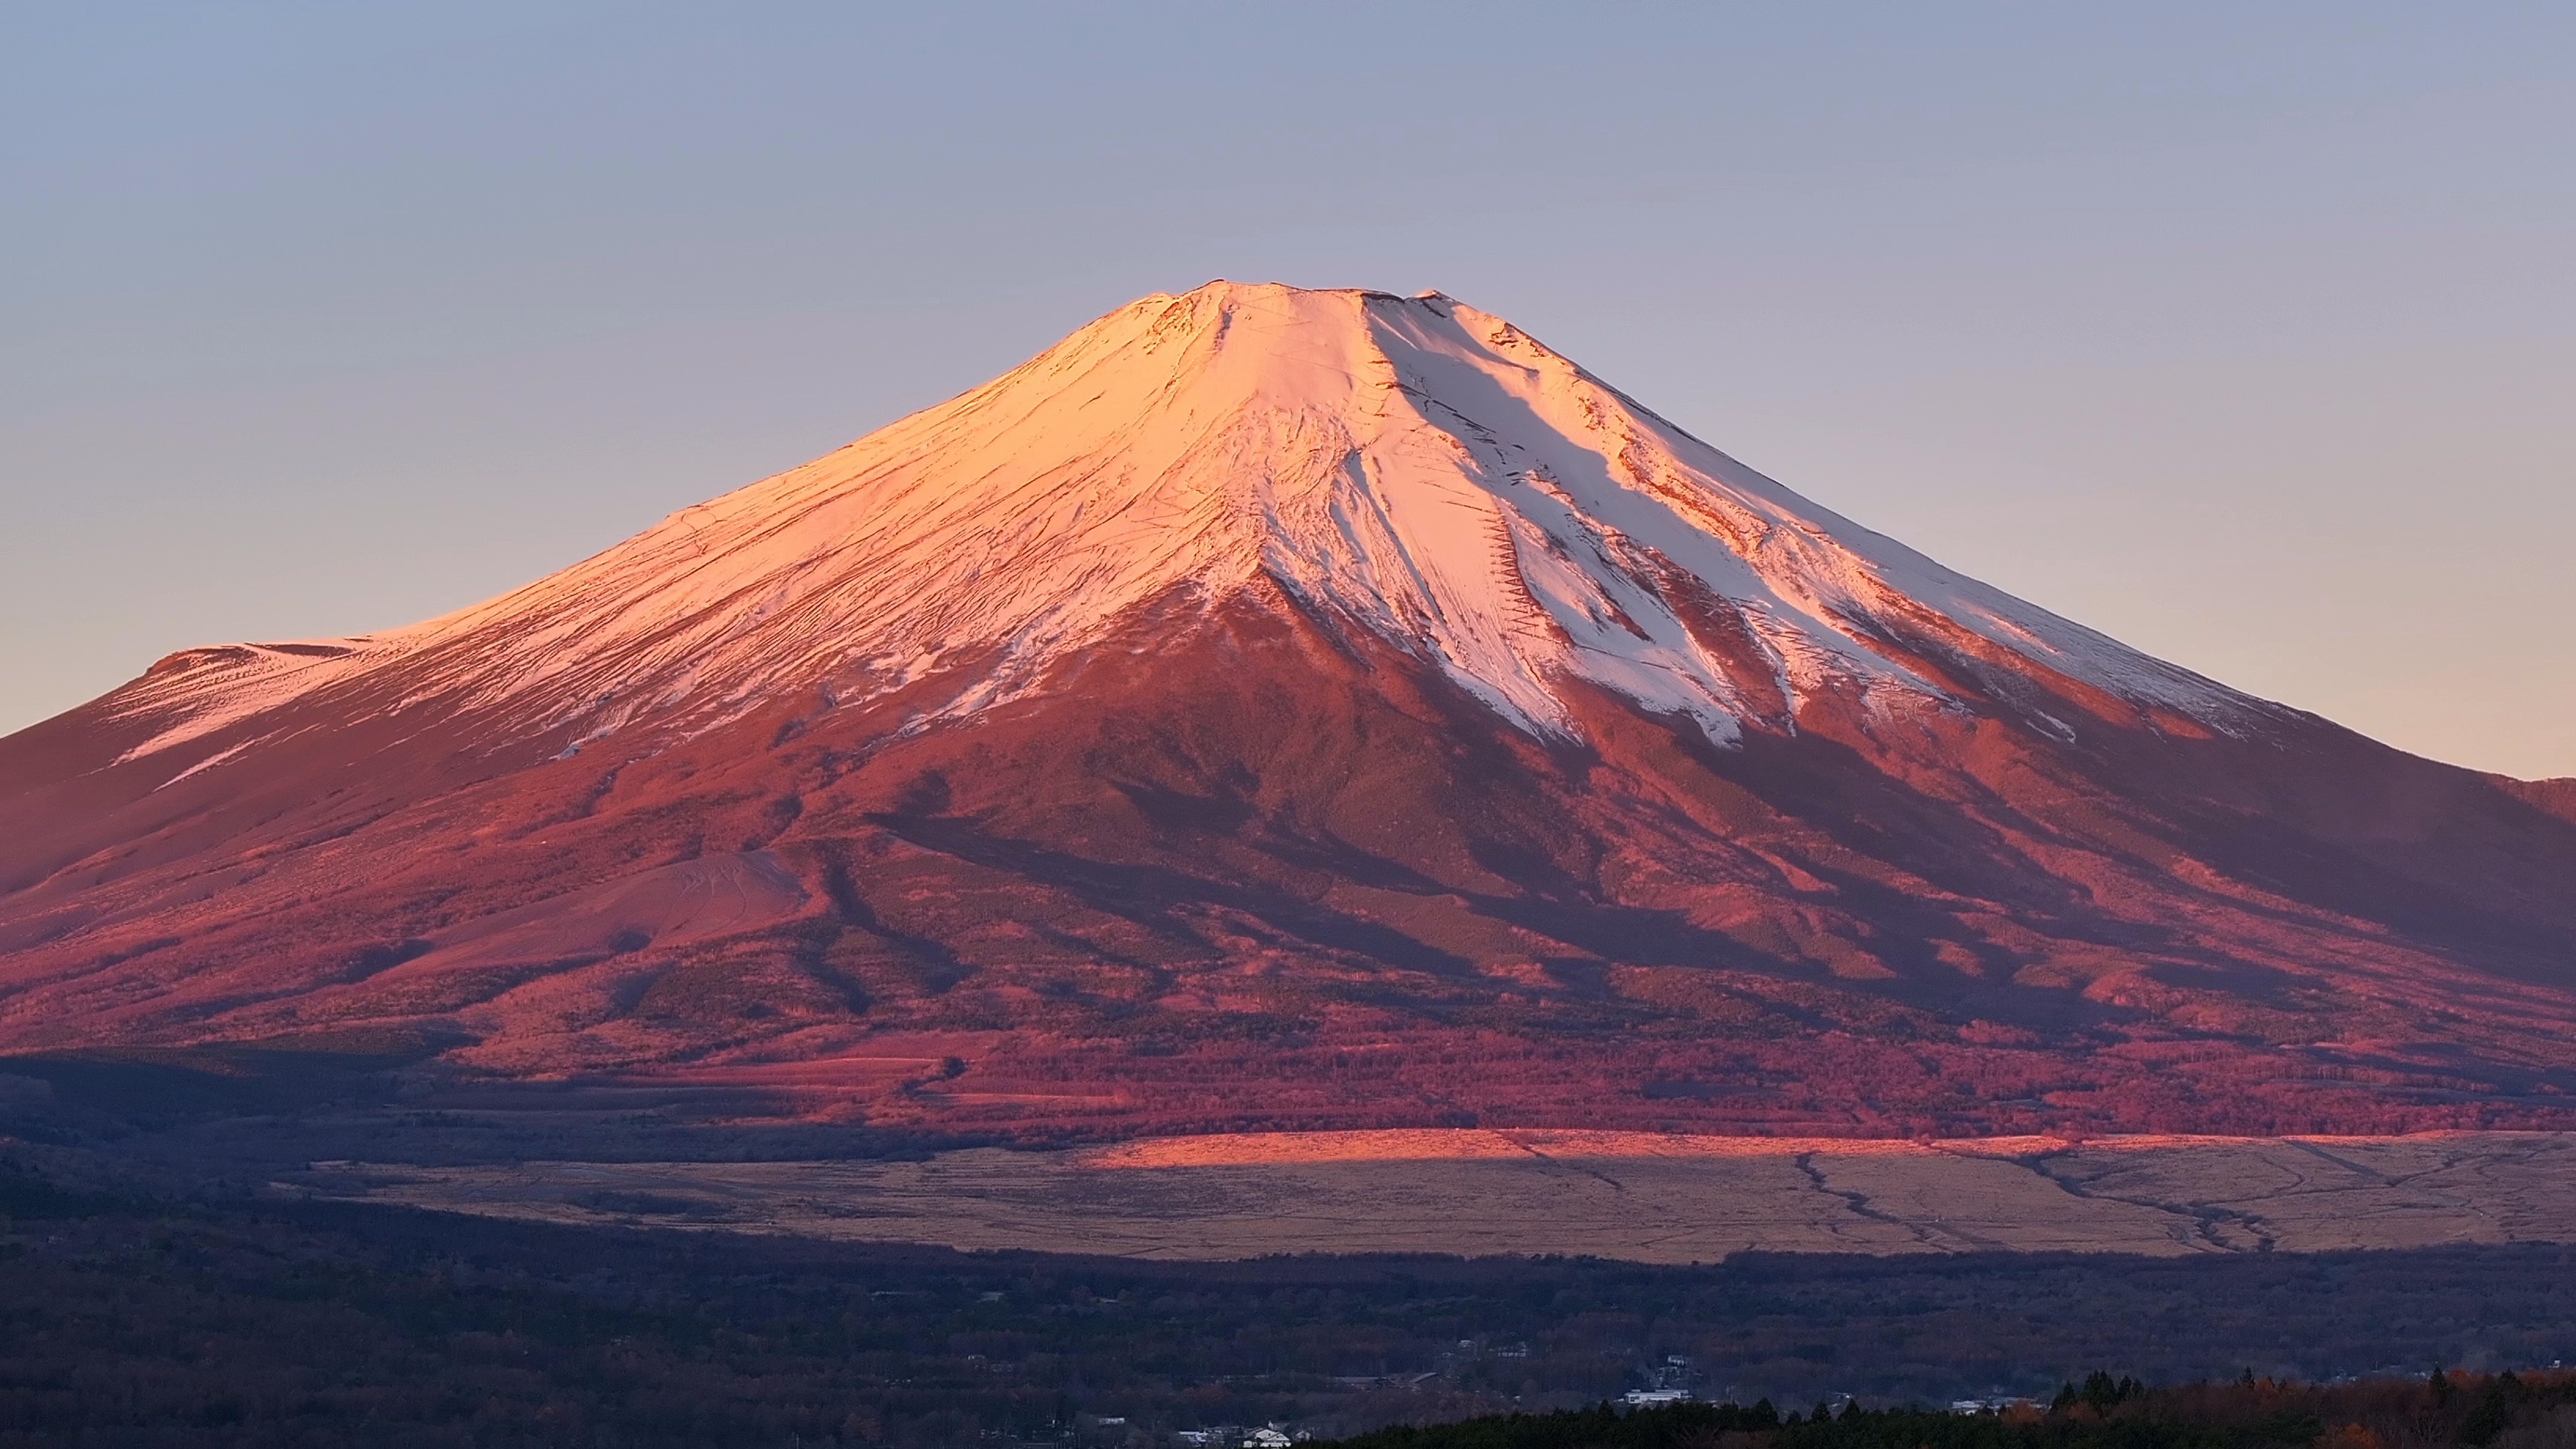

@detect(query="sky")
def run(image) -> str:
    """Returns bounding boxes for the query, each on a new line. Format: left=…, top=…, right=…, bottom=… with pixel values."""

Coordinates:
left=4, top=4, right=2571, bottom=778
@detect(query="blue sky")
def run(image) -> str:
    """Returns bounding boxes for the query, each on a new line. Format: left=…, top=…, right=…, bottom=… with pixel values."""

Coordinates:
left=5, top=3, right=2571, bottom=775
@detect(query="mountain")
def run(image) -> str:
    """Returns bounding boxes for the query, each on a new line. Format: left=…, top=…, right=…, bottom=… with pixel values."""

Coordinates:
left=6, top=280, right=2576, bottom=1141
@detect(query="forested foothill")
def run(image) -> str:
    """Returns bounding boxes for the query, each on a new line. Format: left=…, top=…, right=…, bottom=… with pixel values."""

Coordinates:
left=7, top=1149, right=2576, bottom=1447
left=1333, top=1370, right=2576, bottom=1449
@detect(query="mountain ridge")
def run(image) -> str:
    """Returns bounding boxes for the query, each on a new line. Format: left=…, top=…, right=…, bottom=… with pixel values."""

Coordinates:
left=5, top=281, right=2575, bottom=1143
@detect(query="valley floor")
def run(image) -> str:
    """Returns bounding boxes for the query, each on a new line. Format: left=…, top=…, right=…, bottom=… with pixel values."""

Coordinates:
left=305, top=1129, right=2576, bottom=1260
left=12, top=1150, right=2576, bottom=1445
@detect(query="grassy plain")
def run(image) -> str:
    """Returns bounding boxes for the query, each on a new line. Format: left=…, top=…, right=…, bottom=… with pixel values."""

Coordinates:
left=313, top=1129, right=2576, bottom=1260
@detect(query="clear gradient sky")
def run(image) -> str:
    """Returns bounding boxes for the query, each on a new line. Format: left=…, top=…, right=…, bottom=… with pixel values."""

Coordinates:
left=5, top=4, right=2571, bottom=777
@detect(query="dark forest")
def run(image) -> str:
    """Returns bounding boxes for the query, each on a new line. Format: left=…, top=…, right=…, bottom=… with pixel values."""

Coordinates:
left=7, top=1151, right=2576, bottom=1448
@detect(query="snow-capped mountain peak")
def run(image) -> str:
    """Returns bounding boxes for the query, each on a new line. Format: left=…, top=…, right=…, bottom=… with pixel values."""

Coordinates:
left=22, top=282, right=2576, bottom=1145
left=108, top=280, right=2256, bottom=763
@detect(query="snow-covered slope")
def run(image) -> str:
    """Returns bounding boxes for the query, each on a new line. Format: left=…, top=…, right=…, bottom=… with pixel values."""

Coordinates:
left=105, top=282, right=2264, bottom=766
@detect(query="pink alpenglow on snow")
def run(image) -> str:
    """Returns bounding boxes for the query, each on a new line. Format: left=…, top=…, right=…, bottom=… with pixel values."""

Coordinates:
left=103, top=283, right=2259, bottom=770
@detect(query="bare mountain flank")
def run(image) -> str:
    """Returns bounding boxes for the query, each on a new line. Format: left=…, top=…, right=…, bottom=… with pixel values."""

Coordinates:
left=7, top=281, right=2575, bottom=1141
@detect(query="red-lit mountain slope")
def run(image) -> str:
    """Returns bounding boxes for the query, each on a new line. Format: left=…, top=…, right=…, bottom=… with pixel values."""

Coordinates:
left=5, top=282, right=2575, bottom=1140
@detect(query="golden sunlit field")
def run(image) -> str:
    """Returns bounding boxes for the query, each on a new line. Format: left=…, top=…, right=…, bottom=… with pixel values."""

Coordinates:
left=312, top=1129, right=2576, bottom=1261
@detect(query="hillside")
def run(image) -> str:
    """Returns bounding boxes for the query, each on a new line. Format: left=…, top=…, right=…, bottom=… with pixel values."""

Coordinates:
left=5, top=282, right=2576, bottom=1140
